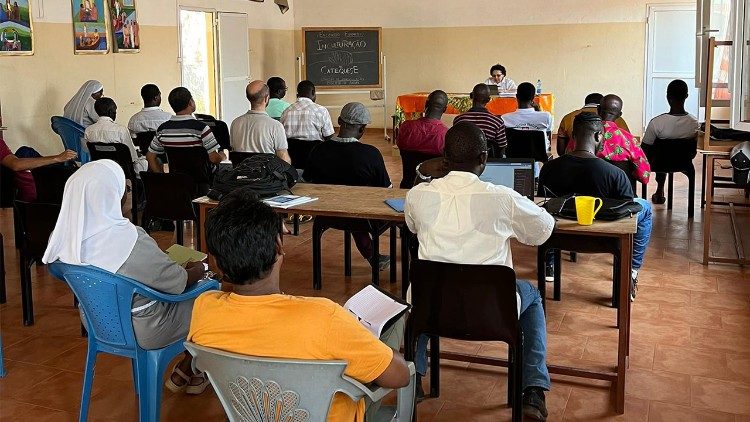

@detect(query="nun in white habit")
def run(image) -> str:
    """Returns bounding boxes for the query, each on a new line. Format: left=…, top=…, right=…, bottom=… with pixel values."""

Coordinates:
left=63, top=80, right=104, bottom=127
left=42, top=159, right=211, bottom=394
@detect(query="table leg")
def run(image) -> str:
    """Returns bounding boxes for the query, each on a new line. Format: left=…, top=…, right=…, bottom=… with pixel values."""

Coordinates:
left=198, top=203, right=208, bottom=253
left=553, top=249, right=562, bottom=301
left=615, top=233, right=633, bottom=414
left=390, top=226, right=397, bottom=283
left=371, top=226, right=380, bottom=286
left=703, top=156, right=715, bottom=265
left=701, top=154, right=707, bottom=208
left=537, top=246, right=547, bottom=309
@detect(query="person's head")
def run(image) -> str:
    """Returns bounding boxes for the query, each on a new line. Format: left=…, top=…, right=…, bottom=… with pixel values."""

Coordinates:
left=267, top=76, right=287, bottom=99
left=140, top=83, right=161, bottom=107
left=516, top=82, right=536, bottom=107
left=571, top=111, right=604, bottom=152
left=666, top=79, right=689, bottom=108
left=584, top=93, right=604, bottom=106
left=597, top=94, right=623, bottom=122
left=424, top=90, right=448, bottom=119
left=470, top=83, right=491, bottom=106
left=443, top=121, right=487, bottom=175
left=86, top=80, right=104, bottom=100
left=489, top=64, right=506, bottom=84
left=297, top=80, right=316, bottom=102
left=205, top=188, right=283, bottom=286
left=93, top=97, right=117, bottom=120
left=337, top=102, right=370, bottom=139
left=246, top=80, right=270, bottom=110
left=168, top=87, right=195, bottom=115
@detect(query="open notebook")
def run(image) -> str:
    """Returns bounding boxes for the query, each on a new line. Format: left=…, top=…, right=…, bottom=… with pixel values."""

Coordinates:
left=344, top=285, right=411, bottom=338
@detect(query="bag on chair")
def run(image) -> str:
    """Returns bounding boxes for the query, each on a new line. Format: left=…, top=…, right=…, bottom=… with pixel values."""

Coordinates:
left=543, top=194, right=643, bottom=221
left=207, top=153, right=298, bottom=200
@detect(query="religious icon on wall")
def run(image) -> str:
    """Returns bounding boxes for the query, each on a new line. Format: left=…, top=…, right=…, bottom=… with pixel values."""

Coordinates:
left=0, top=0, right=34, bottom=55
left=109, top=0, right=139, bottom=52
left=72, top=0, right=109, bottom=54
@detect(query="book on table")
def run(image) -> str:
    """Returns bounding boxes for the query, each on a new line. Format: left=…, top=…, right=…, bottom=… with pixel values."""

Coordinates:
left=166, top=244, right=207, bottom=267
left=263, top=194, right=318, bottom=209
left=344, top=284, right=411, bottom=338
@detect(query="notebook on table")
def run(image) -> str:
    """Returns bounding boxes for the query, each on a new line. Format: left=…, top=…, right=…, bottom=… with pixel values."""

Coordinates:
left=479, top=158, right=536, bottom=200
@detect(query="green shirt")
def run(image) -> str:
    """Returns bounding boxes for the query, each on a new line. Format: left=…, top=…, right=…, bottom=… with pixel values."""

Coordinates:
left=266, top=98, right=291, bottom=119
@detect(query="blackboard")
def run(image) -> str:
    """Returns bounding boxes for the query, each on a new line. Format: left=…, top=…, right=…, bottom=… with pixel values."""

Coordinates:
left=302, top=27, right=382, bottom=89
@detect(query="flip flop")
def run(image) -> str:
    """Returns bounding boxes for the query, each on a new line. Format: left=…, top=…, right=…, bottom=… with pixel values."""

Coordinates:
left=185, top=371, right=211, bottom=395
left=651, top=193, right=666, bottom=205
left=299, top=215, right=313, bottom=224
left=164, top=366, right=191, bottom=393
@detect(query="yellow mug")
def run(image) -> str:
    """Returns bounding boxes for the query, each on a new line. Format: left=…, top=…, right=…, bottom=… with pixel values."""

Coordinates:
left=575, top=196, right=603, bottom=225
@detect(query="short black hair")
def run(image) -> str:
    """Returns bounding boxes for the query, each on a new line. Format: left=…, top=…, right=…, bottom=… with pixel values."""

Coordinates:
left=516, top=82, right=536, bottom=102
left=297, top=80, right=315, bottom=98
left=584, top=93, right=604, bottom=105
left=444, top=121, right=487, bottom=163
left=667, top=79, right=689, bottom=101
left=490, top=64, right=506, bottom=76
left=267, top=77, right=287, bottom=97
left=572, top=111, right=604, bottom=140
left=168, top=87, right=192, bottom=113
left=140, top=84, right=160, bottom=103
left=94, top=97, right=117, bottom=117
left=205, top=187, right=282, bottom=285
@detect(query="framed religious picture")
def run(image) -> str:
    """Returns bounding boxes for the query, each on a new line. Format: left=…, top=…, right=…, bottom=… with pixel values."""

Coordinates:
left=72, top=0, right=109, bottom=54
left=109, top=0, right=139, bottom=52
left=0, top=0, right=34, bottom=55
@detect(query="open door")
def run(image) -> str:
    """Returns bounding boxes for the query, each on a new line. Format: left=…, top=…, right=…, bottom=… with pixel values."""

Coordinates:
left=179, top=9, right=218, bottom=117
left=217, top=12, right=250, bottom=125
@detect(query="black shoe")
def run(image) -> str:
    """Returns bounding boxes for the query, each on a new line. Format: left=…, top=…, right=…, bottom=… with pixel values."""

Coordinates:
left=523, top=387, right=548, bottom=421
left=630, top=276, right=638, bottom=302
left=545, top=264, right=554, bottom=282
left=415, top=374, right=426, bottom=403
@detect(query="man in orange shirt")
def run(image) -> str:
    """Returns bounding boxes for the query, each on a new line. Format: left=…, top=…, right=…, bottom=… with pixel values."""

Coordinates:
left=188, top=189, right=410, bottom=422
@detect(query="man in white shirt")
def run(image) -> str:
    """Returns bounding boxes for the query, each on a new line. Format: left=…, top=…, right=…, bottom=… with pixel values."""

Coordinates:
left=405, top=121, right=554, bottom=421
left=230, top=80, right=291, bottom=164
left=280, top=80, right=335, bottom=142
left=502, top=82, right=554, bottom=176
left=484, top=63, right=517, bottom=92
left=85, top=97, right=148, bottom=174
left=127, top=84, right=172, bottom=136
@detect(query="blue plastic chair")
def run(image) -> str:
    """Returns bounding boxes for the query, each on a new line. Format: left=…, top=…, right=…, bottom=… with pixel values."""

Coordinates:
left=50, top=116, right=90, bottom=164
left=48, top=261, right=219, bottom=422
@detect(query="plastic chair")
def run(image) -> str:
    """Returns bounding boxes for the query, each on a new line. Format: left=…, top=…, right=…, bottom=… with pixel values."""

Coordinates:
left=505, top=128, right=550, bottom=163
left=184, top=341, right=416, bottom=422
left=47, top=262, right=219, bottom=422
left=164, top=146, right=213, bottom=197
left=195, top=114, right=231, bottom=152
left=287, top=138, right=321, bottom=170
left=399, top=150, right=442, bottom=189
left=642, top=137, right=697, bottom=219
left=13, top=200, right=62, bottom=325
left=30, top=165, right=77, bottom=204
left=405, top=259, right=524, bottom=422
left=139, top=171, right=198, bottom=246
left=87, top=142, right=141, bottom=225
left=228, top=151, right=262, bottom=168
left=51, top=116, right=90, bottom=164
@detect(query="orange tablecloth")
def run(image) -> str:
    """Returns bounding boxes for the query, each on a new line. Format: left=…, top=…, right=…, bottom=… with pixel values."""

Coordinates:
left=395, top=92, right=554, bottom=125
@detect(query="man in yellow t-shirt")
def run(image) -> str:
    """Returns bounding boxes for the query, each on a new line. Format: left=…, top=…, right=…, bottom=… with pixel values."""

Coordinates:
left=556, top=93, right=630, bottom=156
left=188, top=190, right=410, bottom=422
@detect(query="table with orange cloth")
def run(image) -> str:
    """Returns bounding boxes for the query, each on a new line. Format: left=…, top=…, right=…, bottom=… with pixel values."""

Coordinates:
left=395, top=92, right=554, bottom=126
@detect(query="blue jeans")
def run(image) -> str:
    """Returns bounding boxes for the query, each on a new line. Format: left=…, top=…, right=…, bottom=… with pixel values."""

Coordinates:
left=415, top=280, right=551, bottom=391
left=633, top=198, right=652, bottom=271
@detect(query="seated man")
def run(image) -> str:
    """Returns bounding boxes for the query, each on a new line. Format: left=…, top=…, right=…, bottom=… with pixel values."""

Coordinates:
left=641, top=79, right=699, bottom=204
left=281, top=80, right=335, bottom=142
left=538, top=112, right=652, bottom=301
left=557, top=93, right=630, bottom=156
left=304, top=102, right=392, bottom=270
left=230, top=80, right=291, bottom=164
left=405, top=121, right=555, bottom=421
left=265, top=76, right=290, bottom=120
left=146, top=87, right=226, bottom=174
left=0, top=137, right=76, bottom=202
left=127, top=83, right=172, bottom=136
left=501, top=82, right=554, bottom=149
left=396, top=90, right=448, bottom=156
left=453, top=84, right=507, bottom=157
left=189, top=191, right=410, bottom=422
left=84, top=97, right=148, bottom=174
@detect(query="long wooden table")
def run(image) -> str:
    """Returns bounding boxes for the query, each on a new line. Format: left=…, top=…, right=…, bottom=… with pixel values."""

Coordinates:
left=193, top=185, right=637, bottom=414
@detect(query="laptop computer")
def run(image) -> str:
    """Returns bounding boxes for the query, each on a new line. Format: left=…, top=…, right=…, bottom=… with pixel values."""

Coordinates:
left=478, top=158, right=536, bottom=200
left=486, top=84, right=499, bottom=96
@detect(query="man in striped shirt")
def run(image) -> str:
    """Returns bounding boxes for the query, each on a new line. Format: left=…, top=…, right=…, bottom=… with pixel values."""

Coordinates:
left=453, top=84, right=508, bottom=157
left=146, top=87, right=225, bottom=173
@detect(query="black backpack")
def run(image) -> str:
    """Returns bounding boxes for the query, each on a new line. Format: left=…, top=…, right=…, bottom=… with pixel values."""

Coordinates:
left=543, top=194, right=643, bottom=221
left=207, top=154, right=299, bottom=200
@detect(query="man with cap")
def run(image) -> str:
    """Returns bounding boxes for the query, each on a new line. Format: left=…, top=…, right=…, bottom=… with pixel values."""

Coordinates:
left=304, top=102, right=393, bottom=270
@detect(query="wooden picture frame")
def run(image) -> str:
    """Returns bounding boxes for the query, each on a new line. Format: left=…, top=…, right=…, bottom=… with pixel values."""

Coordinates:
left=109, top=0, right=139, bottom=53
left=0, top=0, right=34, bottom=56
left=72, top=0, right=110, bottom=54
left=302, top=27, right=383, bottom=90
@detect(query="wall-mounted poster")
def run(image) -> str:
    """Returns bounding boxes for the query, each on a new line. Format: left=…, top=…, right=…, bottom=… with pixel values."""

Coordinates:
left=109, top=0, right=139, bottom=52
left=72, top=0, right=109, bottom=54
left=0, top=0, right=34, bottom=55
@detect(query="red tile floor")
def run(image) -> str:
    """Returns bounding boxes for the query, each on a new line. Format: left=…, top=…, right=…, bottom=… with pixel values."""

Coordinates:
left=1, top=133, right=749, bottom=421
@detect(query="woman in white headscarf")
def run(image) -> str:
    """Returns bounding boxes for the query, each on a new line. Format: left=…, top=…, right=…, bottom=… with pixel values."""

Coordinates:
left=42, top=159, right=211, bottom=395
left=63, top=80, right=104, bottom=127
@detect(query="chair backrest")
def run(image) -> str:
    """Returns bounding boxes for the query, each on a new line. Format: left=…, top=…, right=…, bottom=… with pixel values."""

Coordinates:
left=30, top=165, right=77, bottom=204
left=164, top=146, right=212, bottom=185
left=51, top=116, right=89, bottom=163
left=605, top=159, right=637, bottom=193
left=286, top=138, right=321, bottom=170
left=0, top=165, right=16, bottom=208
left=505, top=128, right=549, bottom=163
left=184, top=341, right=372, bottom=422
left=139, top=171, right=197, bottom=221
left=409, top=259, right=520, bottom=344
left=13, top=200, right=62, bottom=258
left=399, top=150, right=442, bottom=189
left=195, top=114, right=231, bottom=151
left=228, top=151, right=262, bottom=168
left=646, top=137, right=698, bottom=173
left=87, top=142, right=136, bottom=180
left=134, top=131, right=156, bottom=157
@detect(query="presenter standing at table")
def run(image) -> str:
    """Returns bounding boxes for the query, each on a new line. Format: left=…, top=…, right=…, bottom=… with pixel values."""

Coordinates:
left=484, top=64, right=517, bottom=92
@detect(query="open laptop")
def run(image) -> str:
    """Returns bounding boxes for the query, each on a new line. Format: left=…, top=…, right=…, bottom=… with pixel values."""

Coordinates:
left=478, top=158, right=536, bottom=200
left=486, top=84, right=499, bottom=96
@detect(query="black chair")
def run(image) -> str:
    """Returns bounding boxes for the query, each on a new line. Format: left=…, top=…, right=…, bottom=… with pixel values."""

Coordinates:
left=87, top=142, right=141, bottom=225
left=505, top=128, right=550, bottom=163
left=287, top=138, right=321, bottom=170
left=134, top=131, right=156, bottom=156
left=641, top=137, right=697, bottom=219
left=606, top=159, right=638, bottom=196
left=399, top=150, right=442, bottom=189
left=0, top=165, right=16, bottom=208
left=228, top=151, right=262, bottom=168
left=30, top=165, right=77, bottom=204
left=405, top=259, right=523, bottom=422
left=195, top=114, right=231, bottom=151
left=13, top=200, right=62, bottom=326
left=164, top=146, right=213, bottom=197
left=139, top=171, right=198, bottom=246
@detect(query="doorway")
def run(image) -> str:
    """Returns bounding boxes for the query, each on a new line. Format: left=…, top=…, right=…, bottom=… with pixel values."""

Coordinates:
left=179, top=9, right=218, bottom=117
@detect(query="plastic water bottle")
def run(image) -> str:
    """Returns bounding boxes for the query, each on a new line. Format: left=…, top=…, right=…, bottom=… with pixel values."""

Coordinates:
left=536, top=79, right=542, bottom=95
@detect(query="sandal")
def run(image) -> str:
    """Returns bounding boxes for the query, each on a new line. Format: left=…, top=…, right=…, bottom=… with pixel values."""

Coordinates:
left=299, top=215, right=313, bottom=224
left=186, top=371, right=211, bottom=395
left=165, top=366, right=191, bottom=393
left=651, top=193, right=666, bottom=205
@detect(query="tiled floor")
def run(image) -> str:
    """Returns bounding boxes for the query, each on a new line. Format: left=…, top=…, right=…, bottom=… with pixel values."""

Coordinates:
left=1, top=133, right=749, bottom=421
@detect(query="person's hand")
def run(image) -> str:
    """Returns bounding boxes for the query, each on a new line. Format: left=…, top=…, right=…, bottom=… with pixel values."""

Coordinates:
left=185, top=260, right=205, bottom=270
left=55, top=150, right=78, bottom=163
